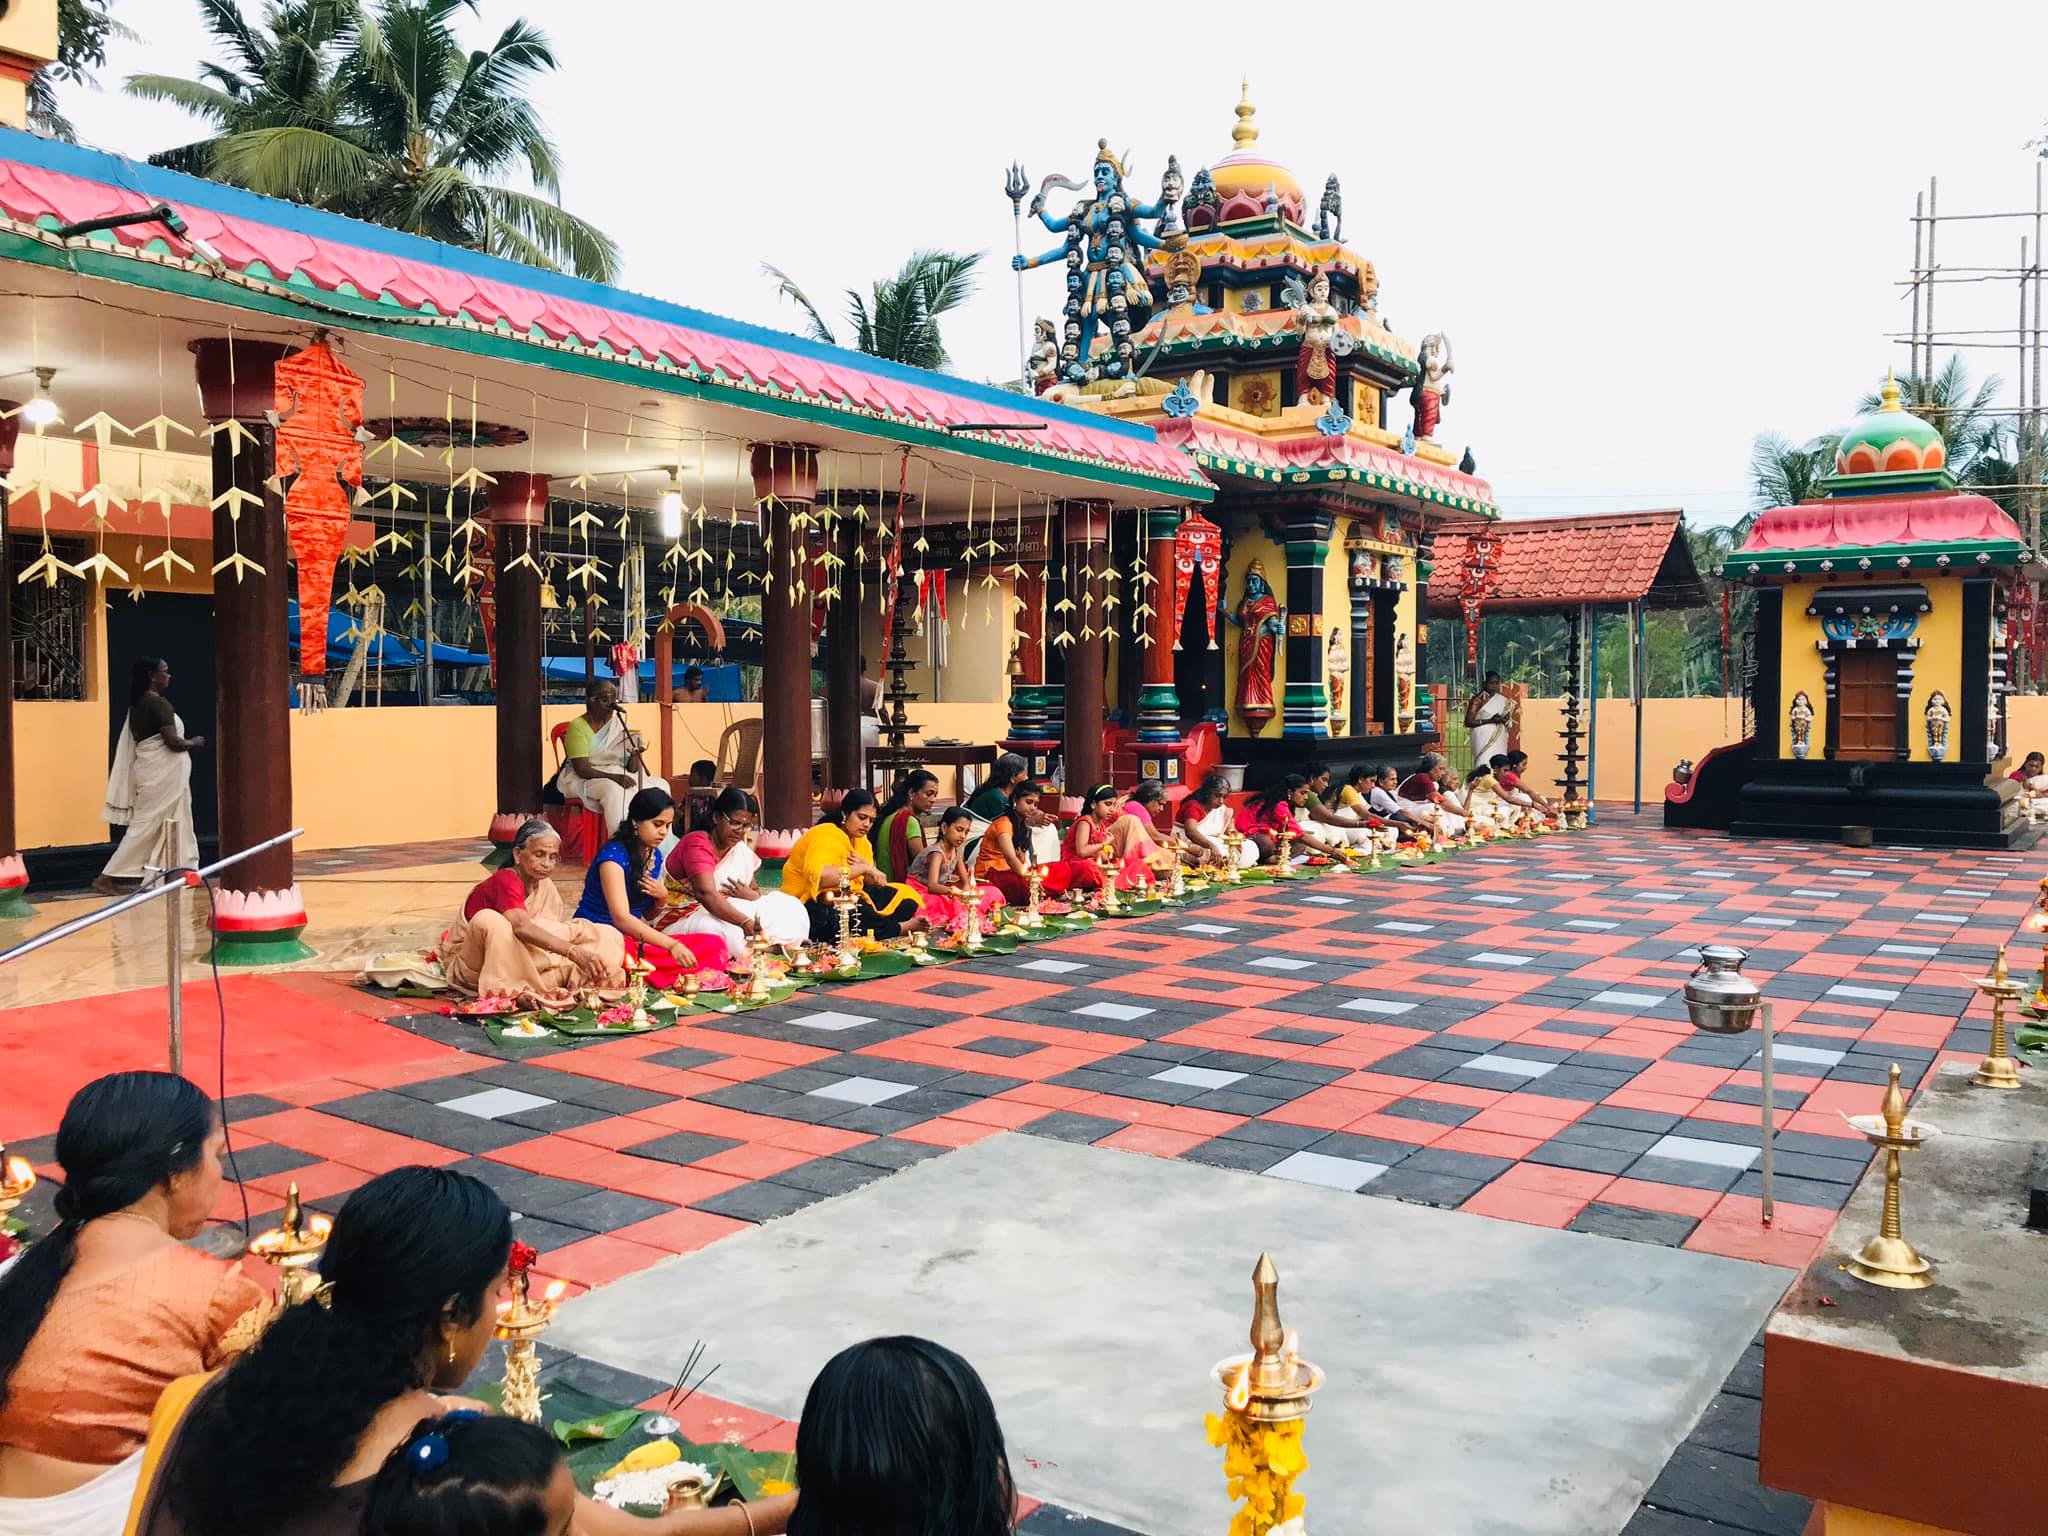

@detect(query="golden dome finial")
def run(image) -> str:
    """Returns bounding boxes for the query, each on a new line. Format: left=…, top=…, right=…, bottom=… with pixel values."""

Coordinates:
left=1233, top=80, right=1258, bottom=150
left=1879, top=368, right=1904, bottom=412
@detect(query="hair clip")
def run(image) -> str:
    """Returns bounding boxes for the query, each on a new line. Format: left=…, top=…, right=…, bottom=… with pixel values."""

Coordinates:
left=411, top=1434, right=450, bottom=1472
left=443, top=1409, right=482, bottom=1426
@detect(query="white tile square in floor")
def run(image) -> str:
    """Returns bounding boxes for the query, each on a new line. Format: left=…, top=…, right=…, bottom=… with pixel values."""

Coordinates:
left=1550, top=873, right=1596, bottom=882
left=1878, top=943, right=1938, bottom=956
left=1304, top=894, right=1353, bottom=906
left=1263, top=1150, right=1388, bottom=1191
left=1565, top=918, right=1618, bottom=930
left=1469, top=951, right=1533, bottom=967
left=442, top=1087, right=555, bottom=1120
left=1341, top=998, right=1417, bottom=1016
left=1075, top=1001, right=1154, bottom=1021
left=1588, top=990, right=1664, bottom=1009
left=787, top=1011, right=880, bottom=1032
left=1791, top=889, right=1841, bottom=899
left=1248, top=956, right=1318, bottom=972
left=1182, top=923, right=1237, bottom=935
left=1466, top=1052, right=1555, bottom=1079
left=1150, top=1064, right=1245, bottom=1091
left=1647, top=1134, right=1759, bottom=1169
left=1742, top=917, right=1796, bottom=928
left=1766, top=1044, right=1845, bottom=1068
left=1019, top=959, right=1086, bottom=974
left=809, top=1075, right=917, bottom=1107
left=1378, top=921, right=1434, bottom=933
left=1472, top=894, right=1522, bottom=905
left=1826, top=984, right=1899, bottom=1002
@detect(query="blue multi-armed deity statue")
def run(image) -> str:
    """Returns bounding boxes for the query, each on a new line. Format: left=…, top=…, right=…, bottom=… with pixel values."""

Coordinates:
left=1012, top=140, right=1184, bottom=386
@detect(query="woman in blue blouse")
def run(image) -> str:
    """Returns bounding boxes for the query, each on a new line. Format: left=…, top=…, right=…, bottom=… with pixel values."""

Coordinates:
left=574, top=787, right=724, bottom=984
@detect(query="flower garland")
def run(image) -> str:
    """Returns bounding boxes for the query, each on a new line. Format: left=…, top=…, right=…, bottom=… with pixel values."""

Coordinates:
left=1205, top=1410, right=1307, bottom=1536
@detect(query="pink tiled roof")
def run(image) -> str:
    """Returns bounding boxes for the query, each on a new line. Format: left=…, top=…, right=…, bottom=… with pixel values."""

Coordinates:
left=1735, top=492, right=2022, bottom=556
left=1425, top=510, right=1702, bottom=612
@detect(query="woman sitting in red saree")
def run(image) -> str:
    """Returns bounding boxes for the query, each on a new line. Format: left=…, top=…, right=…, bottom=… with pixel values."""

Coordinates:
left=907, top=808, right=1007, bottom=935
left=1066, top=783, right=1160, bottom=890
left=974, top=782, right=1085, bottom=902
left=1236, top=774, right=1349, bottom=864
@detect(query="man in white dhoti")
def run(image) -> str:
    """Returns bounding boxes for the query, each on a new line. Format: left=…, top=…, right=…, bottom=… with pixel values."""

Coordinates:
left=95, top=659, right=203, bottom=895
left=554, top=679, right=663, bottom=831
left=1465, top=671, right=1513, bottom=769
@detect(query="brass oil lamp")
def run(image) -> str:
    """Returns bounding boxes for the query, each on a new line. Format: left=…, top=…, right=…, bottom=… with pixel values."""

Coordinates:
left=828, top=885, right=862, bottom=971
left=739, top=926, right=777, bottom=1004
left=956, top=862, right=986, bottom=953
left=0, top=1143, right=36, bottom=1222
left=247, top=1182, right=333, bottom=1306
left=620, top=952, right=656, bottom=1030
left=1843, top=1063, right=1938, bottom=1289
left=1221, top=826, right=1246, bottom=882
left=1273, top=821, right=1296, bottom=877
left=1208, top=1254, right=1323, bottom=1535
left=1019, top=861, right=1047, bottom=929
left=1095, top=839, right=1122, bottom=914
left=497, top=1248, right=566, bottom=1424
left=1973, top=945, right=2024, bottom=1089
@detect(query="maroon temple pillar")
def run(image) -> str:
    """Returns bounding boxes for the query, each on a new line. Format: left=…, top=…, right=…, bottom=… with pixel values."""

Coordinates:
left=483, top=472, right=548, bottom=861
left=0, top=405, right=26, bottom=918
left=751, top=443, right=820, bottom=832
left=192, top=337, right=310, bottom=963
left=1061, top=502, right=1110, bottom=794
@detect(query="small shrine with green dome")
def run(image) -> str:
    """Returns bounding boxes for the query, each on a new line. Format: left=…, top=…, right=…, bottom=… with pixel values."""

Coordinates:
left=1710, top=373, right=2037, bottom=846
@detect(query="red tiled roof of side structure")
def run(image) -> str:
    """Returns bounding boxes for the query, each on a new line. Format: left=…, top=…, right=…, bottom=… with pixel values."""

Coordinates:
left=1425, top=510, right=1702, bottom=613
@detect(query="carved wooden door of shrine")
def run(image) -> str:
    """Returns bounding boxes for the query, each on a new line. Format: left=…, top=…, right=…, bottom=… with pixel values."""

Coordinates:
left=1834, top=650, right=1897, bottom=760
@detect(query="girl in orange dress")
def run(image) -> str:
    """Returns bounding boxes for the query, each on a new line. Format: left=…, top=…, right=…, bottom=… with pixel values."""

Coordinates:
left=0, top=1073, right=265, bottom=1535
left=974, top=783, right=1085, bottom=903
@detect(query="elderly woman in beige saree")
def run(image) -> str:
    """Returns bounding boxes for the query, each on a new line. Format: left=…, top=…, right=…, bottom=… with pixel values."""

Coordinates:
left=445, top=821, right=623, bottom=1006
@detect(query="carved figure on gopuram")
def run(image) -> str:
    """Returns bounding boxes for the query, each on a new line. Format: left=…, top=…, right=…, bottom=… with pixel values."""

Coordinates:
left=1012, top=140, right=1187, bottom=388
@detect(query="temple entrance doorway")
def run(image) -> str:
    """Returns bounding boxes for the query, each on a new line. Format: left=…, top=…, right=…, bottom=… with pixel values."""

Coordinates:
left=105, top=592, right=219, bottom=840
left=1834, top=649, right=1897, bottom=761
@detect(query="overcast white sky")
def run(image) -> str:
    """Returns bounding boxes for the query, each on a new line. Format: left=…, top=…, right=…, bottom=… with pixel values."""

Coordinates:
left=52, top=0, right=2048, bottom=523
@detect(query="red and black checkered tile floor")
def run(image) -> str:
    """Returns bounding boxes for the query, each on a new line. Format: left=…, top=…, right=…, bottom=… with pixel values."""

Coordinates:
left=17, top=816, right=2031, bottom=1288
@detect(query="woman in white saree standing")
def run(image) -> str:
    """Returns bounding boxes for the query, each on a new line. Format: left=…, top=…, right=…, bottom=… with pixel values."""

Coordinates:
left=554, top=679, right=662, bottom=831
left=94, top=659, right=202, bottom=896
left=1464, top=670, right=1513, bottom=770
left=662, top=787, right=809, bottom=959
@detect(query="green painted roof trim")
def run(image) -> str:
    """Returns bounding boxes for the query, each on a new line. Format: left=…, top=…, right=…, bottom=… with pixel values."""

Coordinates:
left=0, top=228, right=1211, bottom=504
left=1188, top=447, right=1498, bottom=517
left=1151, top=326, right=1418, bottom=376
left=1722, top=539, right=2024, bottom=577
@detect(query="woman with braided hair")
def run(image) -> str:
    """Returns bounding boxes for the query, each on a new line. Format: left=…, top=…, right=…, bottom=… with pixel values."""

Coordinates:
left=0, top=1072, right=261, bottom=1535
left=362, top=1412, right=573, bottom=1536
left=130, top=1166, right=788, bottom=1536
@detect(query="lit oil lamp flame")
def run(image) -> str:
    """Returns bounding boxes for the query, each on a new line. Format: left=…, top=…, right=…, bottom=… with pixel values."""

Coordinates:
left=542, top=1280, right=567, bottom=1305
left=2, top=1154, right=33, bottom=1190
left=1226, top=1361, right=1252, bottom=1413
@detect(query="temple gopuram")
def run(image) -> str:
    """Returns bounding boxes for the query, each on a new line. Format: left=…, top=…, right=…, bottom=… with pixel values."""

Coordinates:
left=1009, top=88, right=1497, bottom=791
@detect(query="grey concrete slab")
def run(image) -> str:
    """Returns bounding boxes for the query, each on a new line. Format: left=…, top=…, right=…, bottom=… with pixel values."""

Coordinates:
left=549, top=1134, right=1787, bottom=1536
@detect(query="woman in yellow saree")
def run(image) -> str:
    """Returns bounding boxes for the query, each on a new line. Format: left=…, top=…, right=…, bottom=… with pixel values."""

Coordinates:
left=780, top=789, right=925, bottom=942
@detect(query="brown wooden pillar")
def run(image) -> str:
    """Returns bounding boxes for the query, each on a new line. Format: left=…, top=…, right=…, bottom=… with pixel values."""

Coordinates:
left=823, top=504, right=862, bottom=792
left=1062, top=502, right=1109, bottom=793
left=193, top=337, right=307, bottom=961
left=752, top=443, right=820, bottom=830
left=484, top=473, right=547, bottom=860
left=0, top=406, right=25, bottom=917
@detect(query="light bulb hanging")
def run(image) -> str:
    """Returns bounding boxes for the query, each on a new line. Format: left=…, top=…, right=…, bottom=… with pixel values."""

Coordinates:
left=21, top=367, right=60, bottom=428
left=657, top=469, right=684, bottom=542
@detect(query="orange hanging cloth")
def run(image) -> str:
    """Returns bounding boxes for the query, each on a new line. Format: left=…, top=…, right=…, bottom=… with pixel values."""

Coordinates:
left=273, top=341, right=364, bottom=676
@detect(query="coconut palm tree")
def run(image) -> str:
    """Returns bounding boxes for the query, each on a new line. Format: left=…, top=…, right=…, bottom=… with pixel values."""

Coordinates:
left=28, top=0, right=132, bottom=142
left=128, top=0, right=617, bottom=281
left=1745, top=432, right=1837, bottom=525
left=763, top=249, right=984, bottom=369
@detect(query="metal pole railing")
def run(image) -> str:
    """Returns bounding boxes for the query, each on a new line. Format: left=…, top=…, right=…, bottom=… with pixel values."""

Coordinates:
left=0, top=828, right=306, bottom=1073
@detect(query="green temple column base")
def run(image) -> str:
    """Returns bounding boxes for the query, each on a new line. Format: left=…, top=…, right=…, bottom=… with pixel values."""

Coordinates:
left=204, top=926, right=317, bottom=967
left=480, top=842, right=515, bottom=870
left=0, top=886, right=33, bottom=920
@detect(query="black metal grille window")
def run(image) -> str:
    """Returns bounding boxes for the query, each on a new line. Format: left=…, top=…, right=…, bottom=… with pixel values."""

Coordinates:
left=9, top=534, right=89, bottom=700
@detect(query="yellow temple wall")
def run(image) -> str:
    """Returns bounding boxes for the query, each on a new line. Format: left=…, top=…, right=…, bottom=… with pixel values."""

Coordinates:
left=1221, top=522, right=1286, bottom=738
left=1777, top=579, right=1965, bottom=763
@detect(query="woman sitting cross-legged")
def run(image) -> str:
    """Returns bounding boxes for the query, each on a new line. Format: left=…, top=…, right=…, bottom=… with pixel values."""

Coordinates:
left=663, top=787, right=810, bottom=961
left=0, top=1072, right=265, bottom=1535
left=129, top=1166, right=794, bottom=1536
left=972, top=781, right=1080, bottom=904
left=873, top=770, right=940, bottom=884
left=1063, top=783, right=1157, bottom=890
left=1236, top=774, right=1348, bottom=864
left=361, top=1412, right=573, bottom=1536
left=780, top=789, right=926, bottom=942
left=1177, top=774, right=1258, bottom=869
left=573, top=788, right=728, bottom=989
left=446, top=820, right=622, bottom=1007
left=907, top=808, right=1006, bottom=935
left=788, top=1336, right=1013, bottom=1536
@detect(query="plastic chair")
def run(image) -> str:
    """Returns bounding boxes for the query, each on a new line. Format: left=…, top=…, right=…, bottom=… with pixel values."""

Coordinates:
left=545, top=719, right=609, bottom=864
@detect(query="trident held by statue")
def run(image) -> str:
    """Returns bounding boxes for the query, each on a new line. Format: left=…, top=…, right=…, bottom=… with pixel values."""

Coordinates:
left=1005, top=162, right=1030, bottom=392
